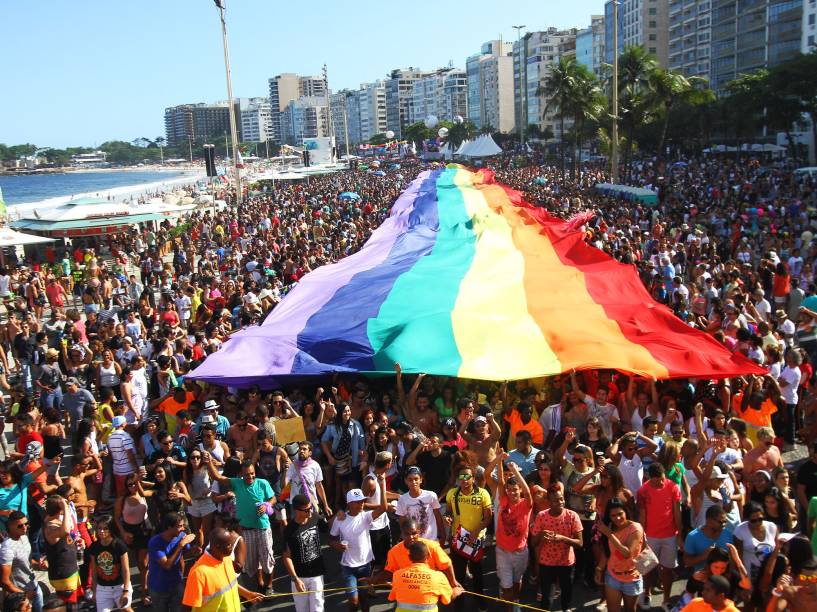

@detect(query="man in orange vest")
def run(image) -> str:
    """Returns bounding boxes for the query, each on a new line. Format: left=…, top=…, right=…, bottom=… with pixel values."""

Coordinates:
left=388, top=541, right=463, bottom=612
left=374, top=518, right=460, bottom=590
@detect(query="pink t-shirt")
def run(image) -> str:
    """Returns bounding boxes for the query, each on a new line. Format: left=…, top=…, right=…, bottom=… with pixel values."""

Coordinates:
left=496, top=497, right=533, bottom=553
left=531, top=508, right=582, bottom=566
left=637, top=479, right=681, bottom=538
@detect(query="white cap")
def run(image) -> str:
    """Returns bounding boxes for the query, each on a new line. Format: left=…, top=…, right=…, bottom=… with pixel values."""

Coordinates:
left=346, top=489, right=366, bottom=503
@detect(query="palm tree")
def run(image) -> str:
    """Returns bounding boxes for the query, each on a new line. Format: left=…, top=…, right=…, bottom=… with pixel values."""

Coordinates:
left=648, top=69, right=711, bottom=157
left=568, top=64, right=606, bottom=178
left=445, top=120, right=478, bottom=150
left=155, top=136, right=166, bottom=165
left=724, top=71, right=767, bottom=161
left=540, top=56, right=578, bottom=179
left=617, top=46, right=658, bottom=181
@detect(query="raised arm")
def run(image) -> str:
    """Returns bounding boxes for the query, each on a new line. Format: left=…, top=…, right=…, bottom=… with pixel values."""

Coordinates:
left=394, top=363, right=407, bottom=414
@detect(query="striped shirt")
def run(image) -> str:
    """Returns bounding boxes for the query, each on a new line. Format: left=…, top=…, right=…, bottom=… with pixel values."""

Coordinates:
left=107, top=430, right=136, bottom=476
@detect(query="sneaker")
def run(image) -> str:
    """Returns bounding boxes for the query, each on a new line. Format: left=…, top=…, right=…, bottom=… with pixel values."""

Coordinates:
left=638, top=594, right=652, bottom=610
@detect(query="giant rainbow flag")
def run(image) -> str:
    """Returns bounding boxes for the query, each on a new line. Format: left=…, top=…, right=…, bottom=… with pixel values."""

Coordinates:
left=190, top=166, right=763, bottom=387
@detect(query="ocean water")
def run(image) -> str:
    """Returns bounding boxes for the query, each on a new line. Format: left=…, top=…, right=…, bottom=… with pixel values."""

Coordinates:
left=0, top=170, right=201, bottom=208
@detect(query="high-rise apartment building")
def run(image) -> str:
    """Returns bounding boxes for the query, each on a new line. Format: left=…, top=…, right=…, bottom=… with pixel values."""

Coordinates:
left=279, top=96, right=330, bottom=145
left=407, top=68, right=468, bottom=126
left=710, top=0, right=802, bottom=93
left=576, top=15, right=606, bottom=79
left=604, top=0, right=670, bottom=67
left=668, top=0, right=712, bottom=79
left=238, top=97, right=272, bottom=143
left=268, top=74, right=328, bottom=144
left=163, top=102, right=239, bottom=146
left=358, top=81, right=388, bottom=142
left=466, top=40, right=515, bottom=133
left=384, top=68, right=429, bottom=137
left=514, top=28, right=578, bottom=139
left=803, top=0, right=816, bottom=50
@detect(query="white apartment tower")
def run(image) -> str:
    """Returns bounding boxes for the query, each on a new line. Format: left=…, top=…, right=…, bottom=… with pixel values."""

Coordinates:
left=466, top=40, right=515, bottom=133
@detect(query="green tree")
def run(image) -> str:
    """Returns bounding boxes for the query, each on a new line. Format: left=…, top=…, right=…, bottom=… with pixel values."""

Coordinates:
left=540, top=56, right=577, bottom=178
left=647, top=69, right=711, bottom=157
left=444, top=120, right=477, bottom=150
left=403, top=122, right=430, bottom=149
left=724, top=71, right=767, bottom=160
left=617, top=45, right=658, bottom=181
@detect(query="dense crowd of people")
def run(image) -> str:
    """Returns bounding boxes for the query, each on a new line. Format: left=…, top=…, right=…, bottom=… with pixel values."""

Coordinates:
left=0, top=155, right=815, bottom=612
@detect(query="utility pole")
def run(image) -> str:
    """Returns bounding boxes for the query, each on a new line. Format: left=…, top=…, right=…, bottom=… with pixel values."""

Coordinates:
left=611, top=0, right=620, bottom=183
left=214, top=0, right=242, bottom=206
left=323, top=64, right=337, bottom=163
left=513, top=25, right=526, bottom=146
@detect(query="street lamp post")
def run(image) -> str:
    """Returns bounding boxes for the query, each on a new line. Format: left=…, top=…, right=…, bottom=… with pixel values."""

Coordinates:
left=513, top=25, right=526, bottom=147
left=214, top=0, right=242, bottom=206
left=611, top=0, right=620, bottom=184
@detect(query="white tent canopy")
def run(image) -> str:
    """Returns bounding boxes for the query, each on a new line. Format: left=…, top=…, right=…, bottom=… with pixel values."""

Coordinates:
left=0, top=226, right=55, bottom=246
left=456, top=134, right=502, bottom=158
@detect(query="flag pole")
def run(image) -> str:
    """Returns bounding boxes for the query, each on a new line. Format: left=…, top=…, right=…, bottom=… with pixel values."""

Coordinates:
left=214, top=0, right=242, bottom=207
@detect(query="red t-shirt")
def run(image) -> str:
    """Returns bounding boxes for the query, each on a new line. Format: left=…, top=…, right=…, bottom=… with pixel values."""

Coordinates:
left=637, top=479, right=681, bottom=538
left=16, top=431, right=44, bottom=456
left=531, top=508, right=582, bottom=566
left=496, top=496, right=533, bottom=553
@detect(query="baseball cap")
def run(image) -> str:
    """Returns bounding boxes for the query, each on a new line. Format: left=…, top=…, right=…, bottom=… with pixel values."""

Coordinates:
left=710, top=466, right=729, bottom=480
left=346, top=489, right=366, bottom=503
left=474, top=416, right=487, bottom=424
left=66, top=377, right=80, bottom=386
left=25, top=441, right=42, bottom=457
left=112, top=416, right=127, bottom=428
left=406, top=466, right=422, bottom=477
left=200, top=414, right=216, bottom=425
left=442, top=418, right=457, bottom=428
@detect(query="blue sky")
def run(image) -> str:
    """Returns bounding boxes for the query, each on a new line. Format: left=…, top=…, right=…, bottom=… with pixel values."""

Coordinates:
left=3, top=0, right=605, bottom=148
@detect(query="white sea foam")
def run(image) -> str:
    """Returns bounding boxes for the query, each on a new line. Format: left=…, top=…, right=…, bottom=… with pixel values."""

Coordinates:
left=7, top=171, right=206, bottom=214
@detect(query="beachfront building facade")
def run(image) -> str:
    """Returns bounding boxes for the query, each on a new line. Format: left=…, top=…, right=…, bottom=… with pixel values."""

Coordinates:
left=238, top=97, right=273, bottom=143
left=805, top=0, right=817, bottom=50
left=604, top=0, right=670, bottom=67
left=268, top=74, right=328, bottom=145
left=358, top=80, right=388, bottom=142
left=668, top=0, right=712, bottom=79
left=709, top=0, right=803, bottom=94
left=515, top=28, right=578, bottom=140
left=466, top=40, right=515, bottom=133
left=576, top=15, right=606, bottom=79
left=163, top=102, right=239, bottom=147
left=384, top=68, right=430, bottom=138
left=406, top=68, right=468, bottom=125
left=279, top=96, right=331, bottom=146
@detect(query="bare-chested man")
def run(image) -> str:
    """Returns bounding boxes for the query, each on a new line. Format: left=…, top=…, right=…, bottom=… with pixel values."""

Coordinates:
left=742, top=426, right=784, bottom=480
left=462, top=413, right=501, bottom=465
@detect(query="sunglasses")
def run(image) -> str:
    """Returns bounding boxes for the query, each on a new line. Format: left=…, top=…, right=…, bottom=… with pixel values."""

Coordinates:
left=13, top=522, right=28, bottom=528
left=573, top=456, right=586, bottom=462
left=190, top=455, right=202, bottom=460
left=458, top=474, right=473, bottom=481
left=749, top=517, right=763, bottom=524
left=799, top=574, right=817, bottom=584
left=296, top=506, right=313, bottom=513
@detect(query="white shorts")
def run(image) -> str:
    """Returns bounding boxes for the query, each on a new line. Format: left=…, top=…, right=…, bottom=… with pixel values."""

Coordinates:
left=188, top=497, right=217, bottom=518
left=96, top=584, right=130, bottom=612
left=646, top=535, right=678, bottom=569
left=496, top=547, right=529, bottom=589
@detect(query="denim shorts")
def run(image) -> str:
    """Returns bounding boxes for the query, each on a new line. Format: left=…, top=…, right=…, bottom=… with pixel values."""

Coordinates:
left=605, top=571, right=644, bottom=597
left=340, top=562, right=372, bottom=597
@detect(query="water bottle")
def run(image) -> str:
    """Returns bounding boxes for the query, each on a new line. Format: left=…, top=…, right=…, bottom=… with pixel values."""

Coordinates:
left=76, top=541, right=84, bottom=566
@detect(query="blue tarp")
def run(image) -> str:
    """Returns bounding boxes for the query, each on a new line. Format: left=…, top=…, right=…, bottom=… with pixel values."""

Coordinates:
left=594, top=183, right=658, bottom=205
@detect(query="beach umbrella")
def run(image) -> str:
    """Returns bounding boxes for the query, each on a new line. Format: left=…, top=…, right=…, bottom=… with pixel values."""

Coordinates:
left=371, top=170, right=386, bottom=176
left=339, top=192, right=361, bottom=201
left=534, top=177, right=547, bottom=185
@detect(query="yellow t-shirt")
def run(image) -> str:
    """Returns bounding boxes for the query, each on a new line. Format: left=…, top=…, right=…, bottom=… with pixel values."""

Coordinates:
left=445, top=486, right=491, bottom=537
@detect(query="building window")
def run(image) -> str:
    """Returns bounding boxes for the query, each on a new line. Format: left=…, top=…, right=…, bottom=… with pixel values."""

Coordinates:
left=810, top=34, right=816, bottom=47
left=649, top=7, right=657, bottom=14
left=811, top=13, right=816, bottom=24
left=649, top=33, right=657, bottom=40
left=650, top=47, right=657, bottom=53
left=649, top=20, right=657, bottom=27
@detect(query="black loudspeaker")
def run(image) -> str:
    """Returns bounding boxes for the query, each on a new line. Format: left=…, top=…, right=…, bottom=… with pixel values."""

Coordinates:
left=204, top=146, right=217, bottom=177
left=303, top=150, right=310, bottom=167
